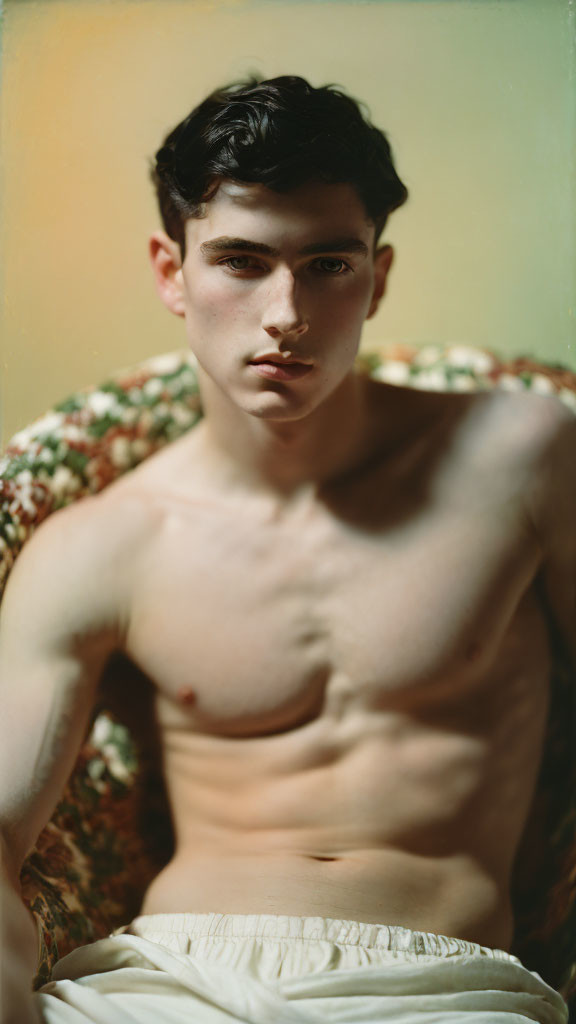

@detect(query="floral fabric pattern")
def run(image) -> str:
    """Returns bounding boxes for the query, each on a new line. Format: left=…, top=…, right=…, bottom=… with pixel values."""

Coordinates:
left=2, top=344, right=576, bottom=1001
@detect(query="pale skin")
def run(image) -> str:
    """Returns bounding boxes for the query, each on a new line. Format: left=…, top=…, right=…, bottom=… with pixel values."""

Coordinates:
left=1, top=179, right=575, bottom=1019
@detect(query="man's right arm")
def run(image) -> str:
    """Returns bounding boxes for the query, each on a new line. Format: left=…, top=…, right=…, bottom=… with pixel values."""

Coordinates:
left=0, top=498, right=131, bottom=1021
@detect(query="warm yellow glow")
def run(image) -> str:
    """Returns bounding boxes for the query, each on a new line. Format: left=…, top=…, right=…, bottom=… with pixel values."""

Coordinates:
left=1, top=0, right=574, bottom=442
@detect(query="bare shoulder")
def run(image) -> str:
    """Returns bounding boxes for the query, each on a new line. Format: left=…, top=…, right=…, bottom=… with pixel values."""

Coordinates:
left=491, top=387, right=574, bottom=444
left=468, top=392, right=576, bottom=545
left=436, top=387, right=575, bottom=479
left=506, top=390, right=576, bottom=541
left=8, top=485, right=159, bottom=579
left=470, top=389, right=576, bottom=500
left=1, top=488, right=163, bottom=648
left=492, top=391, right=576, bottom=666
left=377, top=380, right=573, bottom=483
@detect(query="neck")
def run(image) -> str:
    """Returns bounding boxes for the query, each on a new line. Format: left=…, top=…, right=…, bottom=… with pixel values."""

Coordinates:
left=193, top=368, right=374, bottom=502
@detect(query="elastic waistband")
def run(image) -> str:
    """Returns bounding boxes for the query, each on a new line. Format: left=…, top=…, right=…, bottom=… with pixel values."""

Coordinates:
left=121, top=912, right=521, bottom=963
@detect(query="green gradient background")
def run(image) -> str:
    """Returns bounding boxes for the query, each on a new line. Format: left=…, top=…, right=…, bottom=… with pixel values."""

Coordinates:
left=1, top=0, right=574, bottom=443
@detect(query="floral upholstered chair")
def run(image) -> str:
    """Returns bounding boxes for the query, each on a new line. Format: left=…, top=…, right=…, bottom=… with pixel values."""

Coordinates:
left=2, top=343, right=576, bottom=1009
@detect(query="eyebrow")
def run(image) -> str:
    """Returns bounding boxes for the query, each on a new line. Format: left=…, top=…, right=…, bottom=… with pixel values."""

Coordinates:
left=199, top=235, right=370, bottom=259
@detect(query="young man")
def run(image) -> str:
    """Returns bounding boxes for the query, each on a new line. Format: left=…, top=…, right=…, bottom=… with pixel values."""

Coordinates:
left=1, top=75, right=574, bottom=1023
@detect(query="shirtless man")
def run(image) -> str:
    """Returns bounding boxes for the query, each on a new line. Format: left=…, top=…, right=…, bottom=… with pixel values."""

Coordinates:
left=1, top=75, right=574, bottom=1023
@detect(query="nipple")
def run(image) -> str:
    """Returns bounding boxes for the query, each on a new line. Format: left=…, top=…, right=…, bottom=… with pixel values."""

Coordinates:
left=178, top=686, right=197, bottom=707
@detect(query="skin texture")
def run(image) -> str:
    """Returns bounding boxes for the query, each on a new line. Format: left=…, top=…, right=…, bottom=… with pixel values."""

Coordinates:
left=0, top=181, right=575, bottom=1018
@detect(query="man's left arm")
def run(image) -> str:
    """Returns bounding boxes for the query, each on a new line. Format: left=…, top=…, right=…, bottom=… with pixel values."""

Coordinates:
left=527, top=399, right=576, bottom=670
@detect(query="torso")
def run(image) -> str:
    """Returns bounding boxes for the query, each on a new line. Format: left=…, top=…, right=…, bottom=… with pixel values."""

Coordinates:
left=102, top=381, right=553, bottom=951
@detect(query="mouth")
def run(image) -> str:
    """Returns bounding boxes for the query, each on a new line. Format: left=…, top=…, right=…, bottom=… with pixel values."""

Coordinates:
left=248, top=356, right=314, bottom=382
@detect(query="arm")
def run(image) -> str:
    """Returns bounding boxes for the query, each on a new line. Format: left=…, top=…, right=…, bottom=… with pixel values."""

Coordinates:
left=0, top=499, right=128, bottom=1019
left=526, top=399, right=576, bottom=669
left=1, top=837, right=43, bottom=1024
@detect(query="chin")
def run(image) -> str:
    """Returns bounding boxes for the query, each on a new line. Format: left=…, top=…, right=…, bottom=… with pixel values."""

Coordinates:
left=245, top=398, right=316, bottom=422
left=236, top=383, right=323, bottom=421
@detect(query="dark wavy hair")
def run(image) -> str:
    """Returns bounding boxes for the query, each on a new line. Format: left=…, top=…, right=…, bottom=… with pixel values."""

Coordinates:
left=150, top=75, right=408, bottom=258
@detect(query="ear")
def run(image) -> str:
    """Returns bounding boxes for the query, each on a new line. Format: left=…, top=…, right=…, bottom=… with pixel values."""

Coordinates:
left=366, top=245, right=394, bottom=321
left=149, top=230, right=186, bottom=317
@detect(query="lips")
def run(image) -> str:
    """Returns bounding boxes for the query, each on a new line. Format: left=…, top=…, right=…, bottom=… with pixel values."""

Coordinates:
left=245, top=354, right=311, bottom=382
left=249, top=358, right=313, bottom=382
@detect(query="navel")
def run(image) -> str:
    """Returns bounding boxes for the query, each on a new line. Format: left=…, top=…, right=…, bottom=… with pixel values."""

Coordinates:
left=177, top=686, right=197, bottom=707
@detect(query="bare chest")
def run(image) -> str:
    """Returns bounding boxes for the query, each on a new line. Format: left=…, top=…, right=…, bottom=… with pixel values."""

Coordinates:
left=125, top=493, right=546, bottom=737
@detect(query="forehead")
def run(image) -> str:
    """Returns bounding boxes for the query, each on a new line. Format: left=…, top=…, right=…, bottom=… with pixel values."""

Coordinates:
left=185, top=179, right=375, bottom=250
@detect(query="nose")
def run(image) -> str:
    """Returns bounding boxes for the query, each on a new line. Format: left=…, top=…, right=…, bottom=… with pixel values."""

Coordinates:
left=261, top=270, right=309, bottom=340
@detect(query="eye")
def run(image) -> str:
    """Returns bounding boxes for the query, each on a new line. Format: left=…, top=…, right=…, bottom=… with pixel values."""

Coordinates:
left=218, top=256, right=261, bottom=272
left=313, top=257, right=352, bottom=275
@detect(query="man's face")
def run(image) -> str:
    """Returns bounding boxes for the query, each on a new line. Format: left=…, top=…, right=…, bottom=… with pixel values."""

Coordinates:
left=158, top=179, right=392, bottom=423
